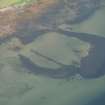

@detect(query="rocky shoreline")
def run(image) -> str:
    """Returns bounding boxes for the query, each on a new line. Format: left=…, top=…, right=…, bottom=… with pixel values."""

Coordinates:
left=0, top=0, right=104, bottom=39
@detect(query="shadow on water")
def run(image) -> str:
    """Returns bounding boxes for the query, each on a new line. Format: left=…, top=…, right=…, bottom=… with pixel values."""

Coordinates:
left=58, top=30, right=105, bottom=78
left=19, top=29, right=105, bottom=79
left=19, top=54, right=79, bottom=79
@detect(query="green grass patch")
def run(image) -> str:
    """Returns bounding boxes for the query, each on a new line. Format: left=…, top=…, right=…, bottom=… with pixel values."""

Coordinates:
left=0, top=0, right=38, bottom=8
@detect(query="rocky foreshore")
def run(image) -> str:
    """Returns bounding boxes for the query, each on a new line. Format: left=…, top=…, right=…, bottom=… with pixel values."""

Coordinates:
left=0, top=0, right=104, bottom=40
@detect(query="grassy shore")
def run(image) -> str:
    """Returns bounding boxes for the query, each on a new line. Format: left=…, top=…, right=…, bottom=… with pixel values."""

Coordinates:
left=0, top=0, right=37, bottom=8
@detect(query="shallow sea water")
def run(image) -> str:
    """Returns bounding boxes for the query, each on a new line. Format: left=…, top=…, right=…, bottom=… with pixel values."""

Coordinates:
left=0, top=1, right=105, bottom=105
